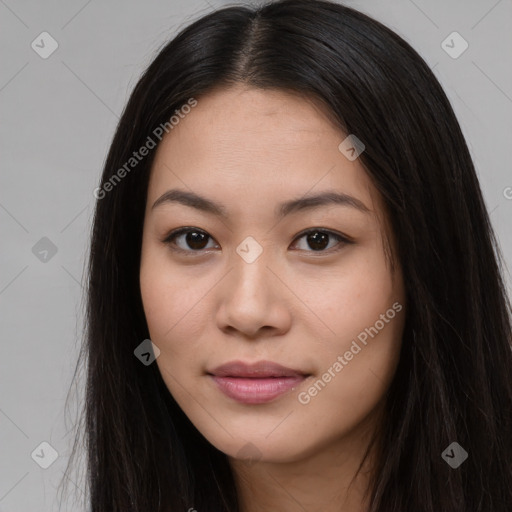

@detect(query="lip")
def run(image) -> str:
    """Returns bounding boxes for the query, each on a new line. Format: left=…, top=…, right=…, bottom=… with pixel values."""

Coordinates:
left=208, top=360, right=308, bottom=404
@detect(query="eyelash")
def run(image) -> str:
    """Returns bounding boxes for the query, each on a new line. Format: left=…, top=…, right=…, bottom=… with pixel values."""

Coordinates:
left=161, top=227, right=353, bottom=256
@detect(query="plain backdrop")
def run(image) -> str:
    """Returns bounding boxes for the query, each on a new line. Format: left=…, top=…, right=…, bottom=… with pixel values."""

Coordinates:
left=0, top=0, right=511, bottom=510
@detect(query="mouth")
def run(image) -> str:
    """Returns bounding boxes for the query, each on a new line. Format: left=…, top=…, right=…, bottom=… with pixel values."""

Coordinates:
left=207, top=360, right=310, bottom=404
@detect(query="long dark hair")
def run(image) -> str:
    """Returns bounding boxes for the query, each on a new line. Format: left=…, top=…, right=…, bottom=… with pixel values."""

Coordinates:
left=60, top=0, right=512, bottom=510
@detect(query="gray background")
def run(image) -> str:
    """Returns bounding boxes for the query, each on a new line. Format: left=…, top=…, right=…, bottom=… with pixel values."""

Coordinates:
left=0, top=0, right=511, bottom=510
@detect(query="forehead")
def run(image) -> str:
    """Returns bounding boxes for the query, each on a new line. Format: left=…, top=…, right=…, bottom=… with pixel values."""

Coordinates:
left=147, top=86, right=382, bottom=217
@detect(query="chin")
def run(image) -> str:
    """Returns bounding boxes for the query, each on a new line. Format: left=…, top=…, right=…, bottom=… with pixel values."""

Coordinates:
left=198, top=427, right=315, bottom=465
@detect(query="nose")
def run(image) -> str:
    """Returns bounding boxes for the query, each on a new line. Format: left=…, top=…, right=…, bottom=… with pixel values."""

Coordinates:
left=215, top=250, right=292, bottom=340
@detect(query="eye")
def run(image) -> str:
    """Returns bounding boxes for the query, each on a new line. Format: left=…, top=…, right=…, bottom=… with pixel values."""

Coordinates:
left=162, top=227, right=218, bottom=254
left=162, top=227, right=352, bottom=255
left=290, top=229, right=351, bottom=253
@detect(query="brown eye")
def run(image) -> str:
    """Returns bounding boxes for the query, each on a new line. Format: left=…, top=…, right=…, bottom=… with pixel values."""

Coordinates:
left=163, top=228, right=217, bottom=252
left=292, top=229, right=350, bottom=252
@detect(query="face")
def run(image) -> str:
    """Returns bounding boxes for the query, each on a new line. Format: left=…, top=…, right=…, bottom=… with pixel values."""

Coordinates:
left=139, top=85, right=406, bottom=464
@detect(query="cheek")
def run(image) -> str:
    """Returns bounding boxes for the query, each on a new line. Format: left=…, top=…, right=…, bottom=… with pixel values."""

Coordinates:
left=293, top=241, right=399, bottom=341
left=140, top=261, right=205, bottom=402
left=296, top=302, right=404, bottom=445
left=293, top=240, right=404, bottom=405
left=139, top=247, right=215, bottom=364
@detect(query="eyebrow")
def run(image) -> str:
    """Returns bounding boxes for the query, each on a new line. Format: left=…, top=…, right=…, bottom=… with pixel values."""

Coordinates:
left=151, top=188, right=371, bottom=218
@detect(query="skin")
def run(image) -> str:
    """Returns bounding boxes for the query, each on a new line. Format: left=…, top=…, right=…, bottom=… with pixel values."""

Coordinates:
left=139, top=85, right=406, bottom=512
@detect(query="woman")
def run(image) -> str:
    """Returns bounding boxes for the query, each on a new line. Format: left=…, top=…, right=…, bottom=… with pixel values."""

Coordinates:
left=61, top=0, right=512, bottom=510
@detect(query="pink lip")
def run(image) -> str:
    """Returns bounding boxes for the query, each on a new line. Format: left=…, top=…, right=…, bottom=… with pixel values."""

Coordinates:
left=208, top=360, right=308, bottom=404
